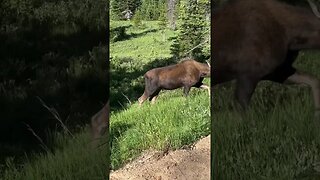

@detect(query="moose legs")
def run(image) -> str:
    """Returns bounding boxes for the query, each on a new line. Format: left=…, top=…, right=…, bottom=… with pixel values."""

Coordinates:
left=149, top=89, right=161, bottom=104
left=235, top=76, right=259, bottom=110
left=138, top=88, right=161, bottom=106
left=138, top=76, right=160, bottom=105
left=284, top=71, right=320, bottom=118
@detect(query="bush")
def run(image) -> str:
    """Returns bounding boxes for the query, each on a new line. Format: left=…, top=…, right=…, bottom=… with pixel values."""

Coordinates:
left=132, top=9, right=143, bottom=27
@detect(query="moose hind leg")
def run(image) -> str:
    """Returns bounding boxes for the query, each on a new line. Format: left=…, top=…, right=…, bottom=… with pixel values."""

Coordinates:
left=149, top=89, right=161, bottom=104
left=235, top=76, right=259, bottom=110
left=284, top=71, right=320, bottom=118
left=139, top=78, right=158, bottom=106
left=138, top=92, right=149, bottom=106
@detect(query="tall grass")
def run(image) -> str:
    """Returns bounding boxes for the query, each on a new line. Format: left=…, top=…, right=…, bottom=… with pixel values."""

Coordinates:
left=213, top=51, right=320, bottom=179
left=111, top=87, right=210, bottom=169
left=1, top=130, right=109, bottom=180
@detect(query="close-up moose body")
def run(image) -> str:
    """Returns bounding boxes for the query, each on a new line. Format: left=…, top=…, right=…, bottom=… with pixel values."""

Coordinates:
left=213, top=0, right=320, bottom=117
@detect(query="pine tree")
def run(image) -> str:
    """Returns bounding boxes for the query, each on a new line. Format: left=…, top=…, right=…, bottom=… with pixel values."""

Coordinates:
left=158, top=0, right=168, bottom=28
left=171, top=0, right=210, bottom=60
left=110, top=0, right=142, bottom=20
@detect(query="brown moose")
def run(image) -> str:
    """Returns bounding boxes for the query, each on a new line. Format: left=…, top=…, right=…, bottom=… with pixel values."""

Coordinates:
left=138, top=59, right=211, bottom=105
left=213, top=0, right=320, bottom=117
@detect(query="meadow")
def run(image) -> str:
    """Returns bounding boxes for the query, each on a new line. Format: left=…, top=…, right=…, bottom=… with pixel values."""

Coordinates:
left=1, top=20, right=211, bottom=179
left=213, top=50, right=320, bottom=179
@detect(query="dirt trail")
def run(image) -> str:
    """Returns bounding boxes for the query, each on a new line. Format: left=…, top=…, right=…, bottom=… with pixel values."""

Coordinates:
left=110, top=135, right=210, bottom=180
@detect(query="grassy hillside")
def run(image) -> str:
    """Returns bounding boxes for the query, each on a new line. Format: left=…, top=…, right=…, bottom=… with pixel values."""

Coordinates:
left=213, top=50, right=320, bottom=179
left=110, top=20, right=210, bottom=169
left=1, top=21, right=211, bottom=179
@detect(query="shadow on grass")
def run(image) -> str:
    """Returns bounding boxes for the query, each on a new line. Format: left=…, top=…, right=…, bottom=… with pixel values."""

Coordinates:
left=127, top=29, right=158, bottom=40
left=111, top=25, right=158, bottom=43
left=0, top=22, right=108, bottom=164
left=109, top=122, right=133, bottom=149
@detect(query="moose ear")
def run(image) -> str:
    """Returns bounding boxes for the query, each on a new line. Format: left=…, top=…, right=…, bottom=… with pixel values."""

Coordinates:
left=206, top=60, right=211, bottom=68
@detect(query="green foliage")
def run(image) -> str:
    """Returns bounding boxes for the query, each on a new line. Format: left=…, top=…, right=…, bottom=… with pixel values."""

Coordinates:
left=138, top=0, right=167, bottom=20
left=0, top=0, right=108, bottom=174
left=110, top=0, right=168, bottom=21
left=132, top=9, right=143, bottom=27
left=110, top=0, right=142, bottom=20
left=157, top=2, right=168, bottom=29
left=110, top=21, right=176, bottom=63
left=1, top=0, right=108, bottom=31
left=171, top=0, right=210, bottom=60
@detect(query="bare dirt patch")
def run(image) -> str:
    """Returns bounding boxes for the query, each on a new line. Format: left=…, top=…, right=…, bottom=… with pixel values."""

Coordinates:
left=110, top=135, right=210, bottom=180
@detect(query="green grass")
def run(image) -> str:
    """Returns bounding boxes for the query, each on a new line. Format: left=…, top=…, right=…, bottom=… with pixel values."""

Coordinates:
left=109, top=21, right=210, bottom=168
left=213, top=50, right=320, bottom=179
left=2, top=90, right=210, bottom=179
left=110, top=87, right=210, bottom=169
left=1, top=20, right=211, bottom=179
left=1, top=130, right=110, bottom=180
left=109, top=20, right=179, bottom=111
left=110, top=20, right=176, bottom=62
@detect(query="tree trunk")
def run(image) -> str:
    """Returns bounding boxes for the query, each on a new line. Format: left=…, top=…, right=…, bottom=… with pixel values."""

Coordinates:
left=168, top=0, right=176, bottom=30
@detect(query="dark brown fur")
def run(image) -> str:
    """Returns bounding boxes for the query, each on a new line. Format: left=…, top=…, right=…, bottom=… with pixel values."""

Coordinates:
left=213, top=0, right=320, bottom=111
left=138, top=59, right=210, bottom=105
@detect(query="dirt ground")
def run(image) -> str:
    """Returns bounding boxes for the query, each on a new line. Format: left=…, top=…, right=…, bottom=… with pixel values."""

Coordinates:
left=110, top=135, right=210, bottom=180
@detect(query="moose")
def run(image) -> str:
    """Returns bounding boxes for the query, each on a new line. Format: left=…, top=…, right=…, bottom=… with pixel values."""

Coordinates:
left=91, top=100, right=109, bottom=145
left=138, top=59, right=211, bottom=105
left=213, top=0, right=320, bottom=117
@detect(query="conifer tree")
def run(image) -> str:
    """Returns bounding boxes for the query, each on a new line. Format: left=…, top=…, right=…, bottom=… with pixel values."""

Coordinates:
left=171, top=0, right=210, bottom=60
left=110, top=0, right=142, bottom=20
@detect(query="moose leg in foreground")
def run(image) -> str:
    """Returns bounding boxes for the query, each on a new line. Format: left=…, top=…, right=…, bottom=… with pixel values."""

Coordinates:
left=284, top=71, right=320, bottom=117
left=213, top=0, right=320, bottom=116
left=234, top=76, right=259, bottom=110
left=138, top=59, right=210, bottom=106
left=91, top=100, right=110, bottom=145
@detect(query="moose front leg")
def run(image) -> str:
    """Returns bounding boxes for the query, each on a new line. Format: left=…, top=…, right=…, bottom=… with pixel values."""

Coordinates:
left=200, top=84, right=211, bottom=96
left=284, top=71, right=320, bottom=118
left=183, top=86, right=191, bottom=97
left=235, top=76, right=259, bottom=110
